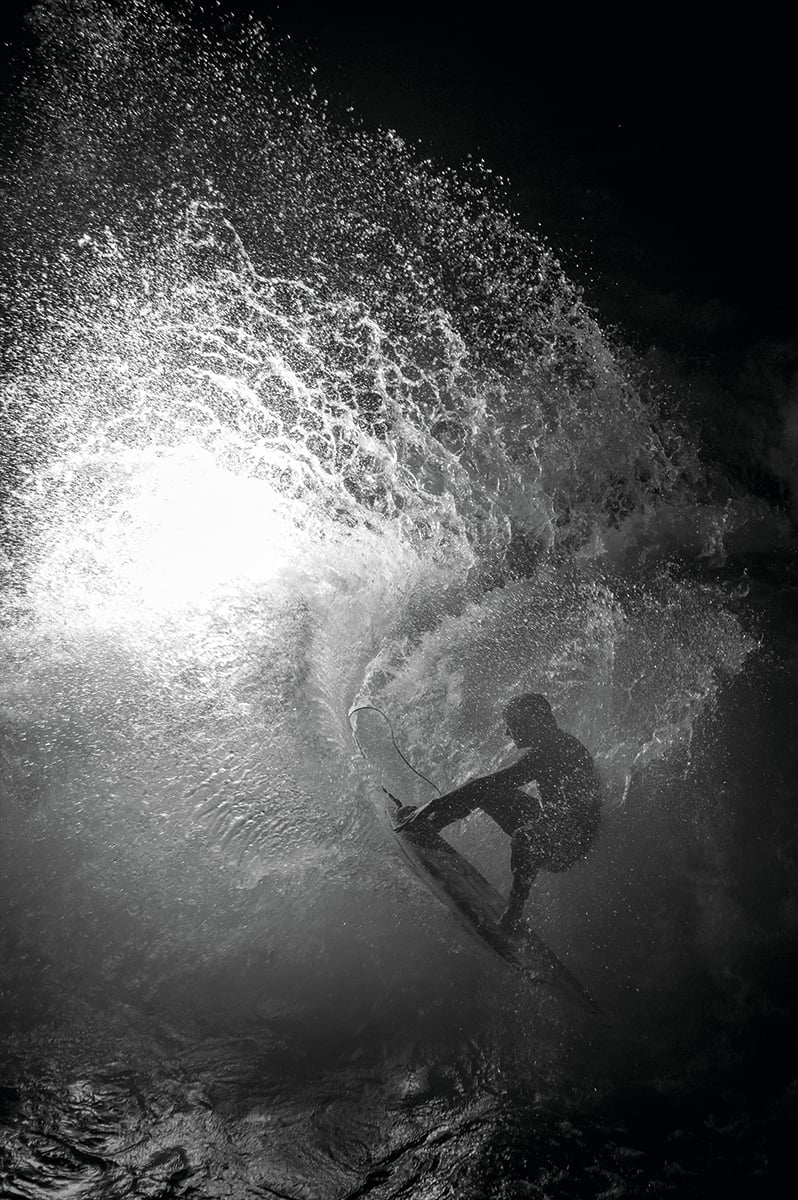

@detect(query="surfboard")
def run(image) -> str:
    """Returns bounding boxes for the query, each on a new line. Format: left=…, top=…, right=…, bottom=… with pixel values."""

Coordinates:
left=384, top=791, right=601, bottom=1017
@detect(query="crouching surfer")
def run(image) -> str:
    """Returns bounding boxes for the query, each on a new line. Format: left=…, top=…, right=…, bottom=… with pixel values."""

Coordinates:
left=395, top=693, right=602, bottom=933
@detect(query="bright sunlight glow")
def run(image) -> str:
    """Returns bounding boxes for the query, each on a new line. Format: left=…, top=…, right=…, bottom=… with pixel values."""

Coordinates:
left=121, top=451, right=294, bottom=612
left=30, top=447, right=298, bottom=627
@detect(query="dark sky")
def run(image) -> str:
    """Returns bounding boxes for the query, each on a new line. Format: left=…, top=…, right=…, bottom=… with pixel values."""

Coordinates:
left=244, top=5, right=795, bottom=354
left=1, top=2, right=794, bottom=351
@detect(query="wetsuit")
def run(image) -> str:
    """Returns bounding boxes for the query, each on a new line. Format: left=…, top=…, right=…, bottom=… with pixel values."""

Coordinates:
left=408, top=729, right=601, bottom=925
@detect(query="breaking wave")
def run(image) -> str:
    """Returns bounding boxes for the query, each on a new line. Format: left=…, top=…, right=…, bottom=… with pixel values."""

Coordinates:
left=1, top=3, right=793, bottom=1196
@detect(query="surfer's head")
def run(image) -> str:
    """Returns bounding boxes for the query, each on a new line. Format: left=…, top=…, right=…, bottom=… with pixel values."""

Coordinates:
left=503, top=693, right=557, bottom=747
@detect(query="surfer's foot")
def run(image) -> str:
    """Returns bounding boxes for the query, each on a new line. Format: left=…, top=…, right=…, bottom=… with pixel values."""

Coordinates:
left=393, top=805, right=418, bottom=829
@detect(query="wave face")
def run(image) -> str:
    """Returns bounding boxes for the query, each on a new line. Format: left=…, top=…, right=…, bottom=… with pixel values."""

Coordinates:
left=1, top=3, right=793, bottom=1196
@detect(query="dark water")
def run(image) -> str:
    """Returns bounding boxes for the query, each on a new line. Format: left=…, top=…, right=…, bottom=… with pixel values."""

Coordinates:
left=1, top=3, right=796, bottom=1196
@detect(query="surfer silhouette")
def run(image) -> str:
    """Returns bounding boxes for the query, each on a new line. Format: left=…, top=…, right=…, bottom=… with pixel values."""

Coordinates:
left=395, top=693, right=601, bottom=933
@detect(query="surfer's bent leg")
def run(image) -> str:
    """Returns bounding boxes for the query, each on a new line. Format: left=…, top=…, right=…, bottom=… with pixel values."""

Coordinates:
left=500, top=825, right=539, bottom=933
left=414, top=784, right=480, bottom=833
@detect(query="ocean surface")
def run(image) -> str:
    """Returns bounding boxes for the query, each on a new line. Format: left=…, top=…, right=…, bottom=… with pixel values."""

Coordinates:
left=1, top=4, right=796, bottom=1196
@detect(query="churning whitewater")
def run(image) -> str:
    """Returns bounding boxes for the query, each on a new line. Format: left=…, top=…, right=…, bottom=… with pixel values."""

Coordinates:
left=1, top=3, right=794, bottom=1197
